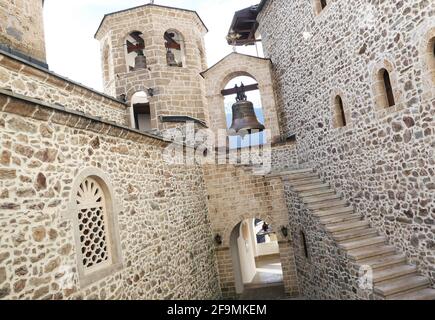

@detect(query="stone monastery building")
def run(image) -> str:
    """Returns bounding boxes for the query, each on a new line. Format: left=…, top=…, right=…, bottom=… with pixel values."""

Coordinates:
left=0, top=0, right=434, bottom=300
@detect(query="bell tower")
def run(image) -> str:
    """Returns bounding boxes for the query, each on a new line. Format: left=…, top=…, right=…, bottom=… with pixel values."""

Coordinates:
left=95, top=3, right=209, bottom=133
left=0, top=0, right=47, bottom=67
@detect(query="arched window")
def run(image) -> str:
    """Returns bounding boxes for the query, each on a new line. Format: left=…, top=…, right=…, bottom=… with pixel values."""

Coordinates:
left=320, top=0, right=327, bottom=9
left=380, top=68, right=395, bottom=107
left=131, top=91, right=151, bottom=131
left=300, top=230, right=309, bottom=259
left=125, top=31, right=146, bottom=72
left=76, top=177, right=111, bottom=272
left=70, top=169, right=123, bottom=288
left=333, top=95, right=347, bottom=128
left=314, top=0, right=328, bottom=15
left=164, top=30, right=185, bottom=67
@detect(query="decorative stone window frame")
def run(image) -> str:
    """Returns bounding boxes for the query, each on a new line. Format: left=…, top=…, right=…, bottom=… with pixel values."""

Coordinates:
left=65, top=167, right=123, bottom=288
left=419, top=26, right=435, bottom=101
left=370, top=58, right=403, bottom=117
left=330, top=89, right=351, bottom=129
left=313, top=0, right=329, bottom=17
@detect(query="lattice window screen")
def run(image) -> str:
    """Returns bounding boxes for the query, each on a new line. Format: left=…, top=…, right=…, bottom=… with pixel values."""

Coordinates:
left=76, top=178, right=111, bottom=271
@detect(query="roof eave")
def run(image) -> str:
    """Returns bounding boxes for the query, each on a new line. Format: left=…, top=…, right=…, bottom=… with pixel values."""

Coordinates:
left=94, top=4, right=208, bottom=39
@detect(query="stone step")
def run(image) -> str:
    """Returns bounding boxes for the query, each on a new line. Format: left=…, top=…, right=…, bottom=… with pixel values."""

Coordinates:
left=307, top=200, right=347, bottom=211
left=332, top=228, right=378, bottom=242
left=312, top=206, right=354, bottom=218
left=373, top=265, right=418, bottom=284
left=270, top=168, right=313, bottom=178
left=285, top=173, right=319, bottom=181
left=292, top=183, right=330, bottom=192
left=374, top=275, right=430, bottom=297
left=303, top=194, right=341, bottom=204
left=392, top=288, right=435, bottom=300
left=358, top=254, right=407, bottom=271
left=320, top=213, right=362, bottom=226
left=290, top=178, right=323, bottom=187
left=347, top=245, right=396, bottom=261
left=339, top=236, right=386, bottom=250
left=326, top=220, right=370, bottom=234
left=283, top=168, right=314, bottom=175
left=299, top=189, right=335, bottom=198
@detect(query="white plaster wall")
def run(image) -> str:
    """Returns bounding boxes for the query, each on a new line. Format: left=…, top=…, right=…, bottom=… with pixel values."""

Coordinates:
left=237, top=221, right=256, bottom=284
left=257, top=241, right=280, bottom=256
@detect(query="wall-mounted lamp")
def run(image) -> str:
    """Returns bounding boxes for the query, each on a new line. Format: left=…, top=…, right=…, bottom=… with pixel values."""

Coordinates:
left=147, top=88, right=155, bottom=97
left=214, top=234, right=222, bottom=246
left=281, top=226, right=289, bottom=238
left=118, top=94, right=127, bottom=103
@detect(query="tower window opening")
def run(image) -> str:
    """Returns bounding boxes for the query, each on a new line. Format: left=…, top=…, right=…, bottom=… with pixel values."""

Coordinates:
left=125, top=31, right=146, bottom=72
left=165, top=30, right=184, bottom=67
left=131, top=91, right=151, bottom=131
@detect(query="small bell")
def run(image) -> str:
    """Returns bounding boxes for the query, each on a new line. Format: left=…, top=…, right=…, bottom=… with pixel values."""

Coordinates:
left=134, top=50, right=147, bottom=70
left=166, top=49, right=178, bottom=67
left=228, top=84, right=265, bottom=136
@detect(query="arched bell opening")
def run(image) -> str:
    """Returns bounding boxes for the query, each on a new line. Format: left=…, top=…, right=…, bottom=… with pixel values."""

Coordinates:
left=125, top=31, right=146, bottom=72
left=229, top=218, right=283, bottom=297
left=223, top=76, right=267, bottom=149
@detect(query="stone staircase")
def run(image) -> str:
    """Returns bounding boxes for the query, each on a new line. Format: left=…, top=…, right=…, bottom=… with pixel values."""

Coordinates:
left=267, top=168, right=435, bottom=300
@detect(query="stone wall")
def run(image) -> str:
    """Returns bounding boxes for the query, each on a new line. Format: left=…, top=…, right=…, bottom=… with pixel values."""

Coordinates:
left=0, top=0, right=46, bottom=62
left=0, top=52, right=128, bottom=125
left=203, top=163, right=299, bottom=298
left=258, top=0, right=435, bottom=281
left=96, top=4, right=209, bottom=131
left=271, top=141, right=299, bottom=172
left=0, top=91, right=220, bottom=300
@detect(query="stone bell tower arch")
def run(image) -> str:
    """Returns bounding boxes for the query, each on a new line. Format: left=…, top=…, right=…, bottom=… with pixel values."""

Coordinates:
left=95, top=3, right=209, bottom=132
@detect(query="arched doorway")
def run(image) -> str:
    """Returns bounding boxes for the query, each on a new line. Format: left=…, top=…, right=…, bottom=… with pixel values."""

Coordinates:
left=130, top=91, right=151, bottom=131
left=223, top=76, right=267, bottom=149
left=230, top=218, right=285, bottom=299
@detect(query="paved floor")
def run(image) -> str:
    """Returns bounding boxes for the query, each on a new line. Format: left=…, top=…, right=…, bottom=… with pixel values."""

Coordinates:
left=240, top=254, right=288, bottom=300
left=250, top=255, right=283, bottom=285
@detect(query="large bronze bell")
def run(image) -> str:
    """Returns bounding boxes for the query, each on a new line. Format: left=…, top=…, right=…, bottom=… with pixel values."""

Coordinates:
left=228, top=84, right=265, bottom=136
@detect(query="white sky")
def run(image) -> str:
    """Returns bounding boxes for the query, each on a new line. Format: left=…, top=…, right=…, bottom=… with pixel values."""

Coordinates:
left=43, top=0, right=264, bottom=92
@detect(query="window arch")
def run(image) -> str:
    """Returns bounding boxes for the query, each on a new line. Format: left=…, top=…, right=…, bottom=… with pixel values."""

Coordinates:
left=125, top=31, right=146, bottom=72
left=69, top=168, right=123, bottom=288
left=333, top=95, right=347, bottom=128
left=164, top=30, right=185, bottom=67
left=379, top=68, right=395, bottom=108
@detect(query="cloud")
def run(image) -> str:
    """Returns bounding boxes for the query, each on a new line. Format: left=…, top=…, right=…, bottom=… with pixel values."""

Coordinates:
left=43, top=0, right=263, bottom=92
